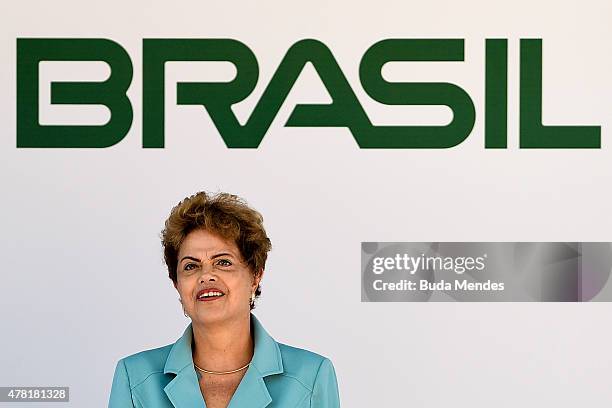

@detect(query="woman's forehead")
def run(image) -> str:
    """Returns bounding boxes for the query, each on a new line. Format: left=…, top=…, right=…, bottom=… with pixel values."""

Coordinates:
left=179, top=229, right=239, bottom=257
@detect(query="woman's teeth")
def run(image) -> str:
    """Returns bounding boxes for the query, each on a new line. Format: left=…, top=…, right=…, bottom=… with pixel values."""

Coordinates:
left=198, top=292, right=224, bottom=299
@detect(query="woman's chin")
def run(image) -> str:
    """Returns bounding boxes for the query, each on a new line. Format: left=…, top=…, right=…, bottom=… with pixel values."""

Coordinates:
left=192, top=308, right=249, bottom=327
left=192, top=309, right=229, bottom=326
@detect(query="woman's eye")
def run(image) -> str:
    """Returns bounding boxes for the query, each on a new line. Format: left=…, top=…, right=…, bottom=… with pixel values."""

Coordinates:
left=216, top=259, right=232, bottom=267
left=184, top=263, right=197, bottom=271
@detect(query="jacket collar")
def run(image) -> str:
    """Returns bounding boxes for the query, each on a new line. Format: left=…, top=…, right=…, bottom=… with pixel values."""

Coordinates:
left=163, top=313, right=283, bottom=408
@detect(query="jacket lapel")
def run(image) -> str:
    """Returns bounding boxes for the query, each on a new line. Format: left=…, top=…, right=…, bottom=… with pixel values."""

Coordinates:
left=164, top=368, right=205, bottom=408
left=163, top=324, right=206, bottom=407
left=227, top=314, right=283, bottom=408
left=225, top=365, right=272, bottom=408
left=162, top=314, right=283, bottom=408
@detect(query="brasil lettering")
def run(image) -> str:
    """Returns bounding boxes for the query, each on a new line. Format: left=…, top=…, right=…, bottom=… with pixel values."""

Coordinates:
left=16, top=38, right=601, bottom=149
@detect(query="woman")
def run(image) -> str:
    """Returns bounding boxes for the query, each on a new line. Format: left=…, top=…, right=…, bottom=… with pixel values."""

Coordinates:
left=109, top=192, right=340, bottom=408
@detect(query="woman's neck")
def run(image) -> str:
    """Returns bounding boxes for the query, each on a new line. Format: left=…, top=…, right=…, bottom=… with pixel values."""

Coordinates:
left=191, top=314, right=254, bottom=371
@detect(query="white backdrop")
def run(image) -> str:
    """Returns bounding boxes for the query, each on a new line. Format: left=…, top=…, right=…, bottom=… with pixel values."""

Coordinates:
left=2, top=0, right=612, bottom=406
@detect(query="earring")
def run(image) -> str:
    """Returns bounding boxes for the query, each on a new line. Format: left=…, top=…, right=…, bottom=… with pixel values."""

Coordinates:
left=249, top=292, right=256, bottom=307
left=178, top=297, right=188, bottom=318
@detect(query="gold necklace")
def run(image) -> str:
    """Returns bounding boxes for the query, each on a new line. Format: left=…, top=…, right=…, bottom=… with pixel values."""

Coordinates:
left=193, top=362, right=250, bottom=375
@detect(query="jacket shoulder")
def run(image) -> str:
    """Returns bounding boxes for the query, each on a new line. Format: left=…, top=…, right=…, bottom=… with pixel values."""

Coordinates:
left=277, top=342, right=329, bottom=390
left=119, top=344, right=173, bottom=388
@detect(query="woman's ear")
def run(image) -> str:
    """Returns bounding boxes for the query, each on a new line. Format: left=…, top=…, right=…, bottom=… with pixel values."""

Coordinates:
left=254, top=268, right=264, bottom=289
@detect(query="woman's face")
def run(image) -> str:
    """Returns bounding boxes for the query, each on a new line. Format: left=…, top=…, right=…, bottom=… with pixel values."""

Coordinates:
left=175, top=228, right=261, bottom=326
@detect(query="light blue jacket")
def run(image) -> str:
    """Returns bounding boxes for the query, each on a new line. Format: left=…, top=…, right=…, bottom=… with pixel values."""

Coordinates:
left=109, top=314, right=340, bottom=407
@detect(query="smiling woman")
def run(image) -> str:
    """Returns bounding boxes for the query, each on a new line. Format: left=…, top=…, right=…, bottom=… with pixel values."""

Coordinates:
left=108, top=191, right=340, bottom=408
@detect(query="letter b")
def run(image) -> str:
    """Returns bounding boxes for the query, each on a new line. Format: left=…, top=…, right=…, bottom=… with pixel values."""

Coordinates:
left=17, top=38, right=133, bottom=148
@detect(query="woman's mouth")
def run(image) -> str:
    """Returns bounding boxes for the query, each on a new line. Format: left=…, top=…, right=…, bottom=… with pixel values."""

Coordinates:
left=196, top=289, right=225, bottom=302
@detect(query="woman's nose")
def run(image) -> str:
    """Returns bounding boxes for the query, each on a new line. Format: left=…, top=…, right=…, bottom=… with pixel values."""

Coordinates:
left=198, top=264, right=217, bottom=282
left=200, top=275, right=216, bottom=283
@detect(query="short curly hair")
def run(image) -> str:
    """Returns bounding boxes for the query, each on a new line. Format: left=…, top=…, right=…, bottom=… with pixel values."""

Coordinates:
left=161, top=192, right=272, bottom=309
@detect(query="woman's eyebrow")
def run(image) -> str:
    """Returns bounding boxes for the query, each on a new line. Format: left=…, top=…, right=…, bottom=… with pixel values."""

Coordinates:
left=179, top=252, right=235, bottom=264
left=179, top=255, right=201, bottom=263
left=210, top=252, right=234, bottom=260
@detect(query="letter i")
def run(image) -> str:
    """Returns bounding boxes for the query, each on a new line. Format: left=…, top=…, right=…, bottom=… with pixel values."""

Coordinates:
left=485, top=39, right=508, bottom=149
